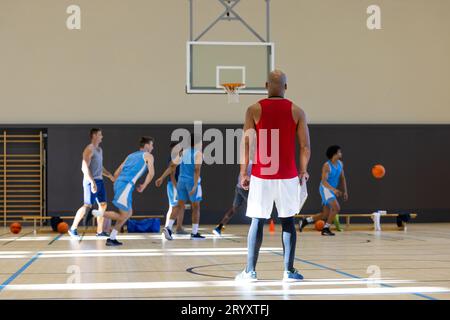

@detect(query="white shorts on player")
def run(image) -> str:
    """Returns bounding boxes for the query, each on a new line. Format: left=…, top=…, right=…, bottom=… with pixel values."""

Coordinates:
left=246, top=175, right=307, bottom=219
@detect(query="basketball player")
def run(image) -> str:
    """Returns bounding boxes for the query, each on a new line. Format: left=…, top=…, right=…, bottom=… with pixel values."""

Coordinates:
left=212, top=161, right=252, bottom=236
left=92, top=136, right=155, bottom=246
left=68, top=128, right=115, bottom=239
left=164, top=142, right=187, bottom=234
left=235, top=70, right=311, bottom=282
left=298, top=145, right=348, bottom=236
left=156, top=133, right=204, bottom=240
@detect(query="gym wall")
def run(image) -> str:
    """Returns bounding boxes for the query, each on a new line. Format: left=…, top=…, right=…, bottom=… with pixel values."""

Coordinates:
left=40, top=124, right=449, bottom=224
left=1, top=1, right=449, bottom=223
left=1, top=0, right=449, bottom=124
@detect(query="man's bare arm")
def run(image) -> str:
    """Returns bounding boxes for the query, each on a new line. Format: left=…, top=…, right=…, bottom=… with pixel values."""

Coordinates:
left=82, top=146, right=95, bottom=184
left=240, top=104, right=258, bottom=189
left=340, top=165, right=348, bottom=200
left=137, top=153, right=155, bottom=192
left=114, top=158, right=127, bottom=179
left=189, top=151, right=203, bottom=196
left=169, top=171, right=177, bottom=188
left=155, top=153, right=181, bottom=187
left=294, top=105, right=311, bottom=181
left=102, top=167, right=114, bottom=181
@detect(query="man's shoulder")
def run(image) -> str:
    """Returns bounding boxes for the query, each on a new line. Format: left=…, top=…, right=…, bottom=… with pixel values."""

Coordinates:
left=84, top=144, right=94, bottom=153
left=291, top=103, right=307, bottom=124
left=247, top=102, right=261, bottom=113
left=144, top=152, right=154, bottom=160
left=291, top=102, right=304, bottom=114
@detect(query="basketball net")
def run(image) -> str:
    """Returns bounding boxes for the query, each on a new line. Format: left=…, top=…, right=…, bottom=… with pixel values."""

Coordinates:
left=222, top=83, right=245, bottom=104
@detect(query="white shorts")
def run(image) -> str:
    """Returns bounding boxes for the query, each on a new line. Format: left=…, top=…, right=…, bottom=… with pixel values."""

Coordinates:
left=246, top=175, right=308, bottom=219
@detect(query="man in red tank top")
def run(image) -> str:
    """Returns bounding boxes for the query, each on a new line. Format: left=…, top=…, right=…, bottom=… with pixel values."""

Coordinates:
left=235, top=70, right=311, bottom=282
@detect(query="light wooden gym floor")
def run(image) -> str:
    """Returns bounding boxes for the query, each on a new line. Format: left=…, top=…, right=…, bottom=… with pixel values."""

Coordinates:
left=0, top=223, right=449, bottom=300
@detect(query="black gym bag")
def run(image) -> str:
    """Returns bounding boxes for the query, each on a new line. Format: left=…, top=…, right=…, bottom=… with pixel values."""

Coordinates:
left=396, top=213, right=411, bottom=227
left=50, top=216, right=63, bottom=231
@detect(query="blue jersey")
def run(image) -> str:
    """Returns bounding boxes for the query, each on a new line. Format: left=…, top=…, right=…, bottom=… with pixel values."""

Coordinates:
left=117, top=151, right=148, bottom=184
left=322, top=160, right=342, bottom=189
left=178, top=148, right=201, bottom=183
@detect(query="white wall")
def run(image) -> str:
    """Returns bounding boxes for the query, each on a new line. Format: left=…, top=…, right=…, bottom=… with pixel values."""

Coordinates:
left=0, top=0, right=449, bottom=124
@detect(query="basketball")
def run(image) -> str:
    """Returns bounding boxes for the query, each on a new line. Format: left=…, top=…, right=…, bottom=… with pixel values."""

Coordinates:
left=315, top=220, right=325, bottom=231
left=372, top=164, right=386, bottom=179
left=57, top=222, right=69, bottom=234
left=10, top=222, right=22, bottom=234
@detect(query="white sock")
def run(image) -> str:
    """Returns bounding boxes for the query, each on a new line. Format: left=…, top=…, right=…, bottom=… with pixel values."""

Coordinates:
left=306, top=217, right=314, bottom=223
left=324, top=223, right=331, bottom=229
left=192, top=224, right=199, bottom=234
left=165, top=206, right=173, bottom=227
left=110, top=229, right=118, bottom=240
left=167, top=220, right=175, bottom=230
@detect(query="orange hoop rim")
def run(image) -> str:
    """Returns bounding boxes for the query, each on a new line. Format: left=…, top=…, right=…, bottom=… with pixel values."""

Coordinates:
left=221, top=82, right=245, bottom=91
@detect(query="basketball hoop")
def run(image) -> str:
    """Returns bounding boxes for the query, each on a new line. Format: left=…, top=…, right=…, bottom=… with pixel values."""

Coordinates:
left=221, top=83, right=245, bottom=104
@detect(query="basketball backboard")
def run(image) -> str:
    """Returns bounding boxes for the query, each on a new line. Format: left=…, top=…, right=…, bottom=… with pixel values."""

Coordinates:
left=186, top=41, right=275, bottom=94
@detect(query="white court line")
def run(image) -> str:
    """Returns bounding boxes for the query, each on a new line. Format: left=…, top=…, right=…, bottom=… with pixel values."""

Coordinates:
left=0, top=234, right=241, bottom=242
left=38, top=251, right=265, bottom=258
left=0, top=247, right=283, bottom=259
left=1, top=279, right=422, bottom=292
left=38, top=247, right=282, bottom=254
left=0, top=251, right=31, bottom=255
left=239, top=287, right=450, bottom=296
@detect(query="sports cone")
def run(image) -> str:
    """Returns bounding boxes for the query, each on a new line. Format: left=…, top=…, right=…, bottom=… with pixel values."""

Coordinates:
left=269, top=219, right=275, bottom=233
left=333, top=214, right=343, bottom=232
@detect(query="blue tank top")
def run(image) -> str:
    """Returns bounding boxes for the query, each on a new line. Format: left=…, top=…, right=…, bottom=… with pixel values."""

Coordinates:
left=178, top=148, right=201, bottom=183
left=117, top=151, right=148, bottom=184
left=322, top=160, right=342, bottom=189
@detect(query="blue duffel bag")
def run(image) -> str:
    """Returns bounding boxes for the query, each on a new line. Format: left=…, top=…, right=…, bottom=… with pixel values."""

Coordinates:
left=127, top=218, right=160, bottom=233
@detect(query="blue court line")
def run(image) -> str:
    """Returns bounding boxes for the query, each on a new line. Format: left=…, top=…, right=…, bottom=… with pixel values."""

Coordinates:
left=48, top=234, right=63, bottom=245
left=270, top=251, right=438, bottom=300
left=0, top=252, right=42, bottom=292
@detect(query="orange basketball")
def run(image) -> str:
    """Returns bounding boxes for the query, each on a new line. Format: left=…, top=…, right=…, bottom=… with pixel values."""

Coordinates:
left=372, top=164, right=386, bottom=179
left=10, top=222, right=22, bottom=234
left=57, top=222, right=69, bottom=234
left=315, top=220, right=325, bottom=231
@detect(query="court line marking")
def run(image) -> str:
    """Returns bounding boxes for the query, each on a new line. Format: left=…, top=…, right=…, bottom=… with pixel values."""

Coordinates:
left=270, top=251, right=439, bottom=301
left=0, top=278, right=424, bottom=291
left=79, top=232, right=85, bottom=243
left=0, top=232, right=12, bottom=238
left=0, top=253, right=42, bottom=292
left=48, top=234, right=63, bottom=245
left=1, top=231, right=36, bottom=246
left=20, top=290, right=449, bottom=300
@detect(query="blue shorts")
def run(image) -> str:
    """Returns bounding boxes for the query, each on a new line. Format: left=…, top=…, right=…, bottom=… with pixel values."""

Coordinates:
left=112, top=180, right=135, bottom=212
left=319, top=185, right=337, bottom=207
left=166, top=181, right=178, bottom=207
left=83, top=179, right=107, bottom=206
left=177, top=179, right=202, bottom=203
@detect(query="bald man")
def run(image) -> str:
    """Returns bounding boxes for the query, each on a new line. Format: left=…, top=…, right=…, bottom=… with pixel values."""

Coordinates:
left=236, top=70, right=311, bottom=282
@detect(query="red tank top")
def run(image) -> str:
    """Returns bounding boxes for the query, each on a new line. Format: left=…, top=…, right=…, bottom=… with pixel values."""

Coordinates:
left=251, top=98, right=298, bottom=179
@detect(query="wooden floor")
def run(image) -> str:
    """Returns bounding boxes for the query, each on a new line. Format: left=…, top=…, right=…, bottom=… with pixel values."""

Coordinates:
left=0, top=223, right=449, bottom=300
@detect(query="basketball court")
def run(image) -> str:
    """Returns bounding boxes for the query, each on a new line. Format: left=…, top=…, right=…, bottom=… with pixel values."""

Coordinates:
left=1, top=0, right=450, bottom=307
left=1, top=224, right=449, bottom=300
